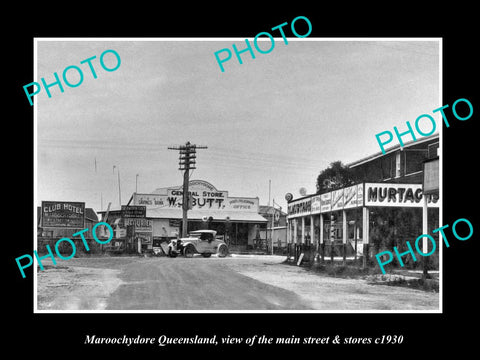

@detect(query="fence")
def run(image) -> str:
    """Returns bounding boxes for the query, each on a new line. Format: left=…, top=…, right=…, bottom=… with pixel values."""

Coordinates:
left=286, top=241, right=365, bottom=264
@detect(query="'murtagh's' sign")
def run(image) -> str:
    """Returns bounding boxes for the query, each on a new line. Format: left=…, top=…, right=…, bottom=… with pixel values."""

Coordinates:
left=41, top=201, right=85, bottom=228
left=364, top=183, right=439, bottom=207
left=287, top=182, right=439, bottom=218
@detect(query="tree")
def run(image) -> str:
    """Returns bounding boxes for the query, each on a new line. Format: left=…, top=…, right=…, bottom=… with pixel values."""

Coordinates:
left=316, top=161, right=357, bottom=194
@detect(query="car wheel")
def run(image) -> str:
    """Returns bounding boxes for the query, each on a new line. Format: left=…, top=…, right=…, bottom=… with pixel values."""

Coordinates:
left=217, top=245, right=228, bottom=258
left=168, top=248, right=178, bottom=258
left=201, top=253, right=212, bottom=258
left=184, top=245, right=195, bottom=258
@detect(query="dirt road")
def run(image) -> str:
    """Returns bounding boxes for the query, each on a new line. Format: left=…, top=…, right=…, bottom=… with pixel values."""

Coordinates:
left=36, top=255, right=439, bottom=311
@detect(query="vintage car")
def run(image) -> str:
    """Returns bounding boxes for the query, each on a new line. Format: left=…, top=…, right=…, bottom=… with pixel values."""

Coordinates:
left=167, top=230, right=229, bottom=258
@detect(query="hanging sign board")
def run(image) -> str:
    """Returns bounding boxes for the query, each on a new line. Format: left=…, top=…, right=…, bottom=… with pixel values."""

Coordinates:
left=331, top=189, right=344, bottom=211
left=287, top=181, right=440, bottom=219
left=311, top=195, right=322, bottom=214
left=320, top=192, right=332, bottom=213
left=423, top=158, right=439, bottom=196
left=121, top=205, right=146, bottom=218
left=124, top=218, right=153, bottom=231
left=287, top=198, right=312, bottom=218
left=343, top=184, right=364, bottom=209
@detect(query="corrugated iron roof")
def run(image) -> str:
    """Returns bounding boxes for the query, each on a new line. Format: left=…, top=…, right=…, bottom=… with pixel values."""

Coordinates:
left=145, top=207, right=267, bottom=222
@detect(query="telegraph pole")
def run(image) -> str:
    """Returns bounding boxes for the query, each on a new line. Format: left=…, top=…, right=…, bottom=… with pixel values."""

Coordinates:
left=168, top=141, right=207, bottom=237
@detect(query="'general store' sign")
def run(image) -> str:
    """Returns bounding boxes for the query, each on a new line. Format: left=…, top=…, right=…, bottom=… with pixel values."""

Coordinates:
left=134, top=180, right=259, bottom=213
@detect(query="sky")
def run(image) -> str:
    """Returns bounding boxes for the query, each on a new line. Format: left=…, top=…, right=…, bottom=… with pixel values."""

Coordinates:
left=35, top=38, right=440, bottom=213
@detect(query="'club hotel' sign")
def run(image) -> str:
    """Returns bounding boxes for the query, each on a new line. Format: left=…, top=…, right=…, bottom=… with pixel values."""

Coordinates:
left=287, top=183, right=439, bottom=218
left=41, top=201, right=86, bottom=228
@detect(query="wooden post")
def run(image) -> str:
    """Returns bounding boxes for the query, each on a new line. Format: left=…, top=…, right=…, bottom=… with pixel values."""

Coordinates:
left=354, top=209, right=358, bottom=262
left=287, top=219, right=292, bottom=260
left=293, top=219, right=298, bottom=262
left=301, top=217, right=305, bottom=244
left=286, top=219, right=289, bottom=258
left=320, top=214, right=324, bottom=262
left=293, top=219, right=297, bottom=245
left=310, top=214, right=314, bottom=246
left=342, top=210, right=347, bottom=265
left=362, top=206, right=369, bottom=268
left=312, top=215, right=318, bottom=261
left=422, top=195, right=429, bottom=279
left=301, top=217, right=305, bottom=262
left=181, top=168, right=189, bottom=238
left=330, top=213, right=334, bottom=264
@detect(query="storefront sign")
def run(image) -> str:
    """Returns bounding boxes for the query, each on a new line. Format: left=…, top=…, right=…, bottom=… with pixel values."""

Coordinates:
left=320, top=192, right=331, bottom=213
left=121, top=205, right=146, bottom=218
left=423, top=158, right=439, bottom=195
left=41, top=201, right=85, bottom=228
left=167, top=189, right=228, bottom=199
left=225, top=198, right=258, bottom=212
left=357, top=185, right=364, bottom=207
left=287, top=182, right=440, bottom=218
left=331, top=189, right=344, bottom=211
left=343, top=184, right=363, bottom=209
left=134, top=194, right=169, bottom=207
left=364, top=183, right=439, bottom=207
left=134, top=180, right=259, bottom=213
left=167, top=181, right=228, bottom=210
left=311, top=195, right=321, bottom=214
left=287, top=198, right=311, bottom=218
left=343, top=185, right=356, bottom=209
left=124, top=218, right=153, bottom=231
left=136, top=233, right=152, bottom=244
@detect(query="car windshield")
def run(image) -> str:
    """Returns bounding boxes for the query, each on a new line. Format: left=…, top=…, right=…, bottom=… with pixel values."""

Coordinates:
left=190, top=232, right=213, bottom=241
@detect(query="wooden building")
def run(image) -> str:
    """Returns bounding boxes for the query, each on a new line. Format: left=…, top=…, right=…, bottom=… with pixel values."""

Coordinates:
left=98, top=180, right=268, bottom=254
left=286, top=134, right=440, bottom=268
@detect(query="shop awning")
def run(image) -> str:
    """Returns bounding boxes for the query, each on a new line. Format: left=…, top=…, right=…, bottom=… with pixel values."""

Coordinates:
left=146, top=207, right=267, bottom=223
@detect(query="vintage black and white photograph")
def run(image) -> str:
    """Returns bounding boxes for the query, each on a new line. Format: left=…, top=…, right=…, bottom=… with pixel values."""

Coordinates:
left=31, top=37, right=443, bottom=313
